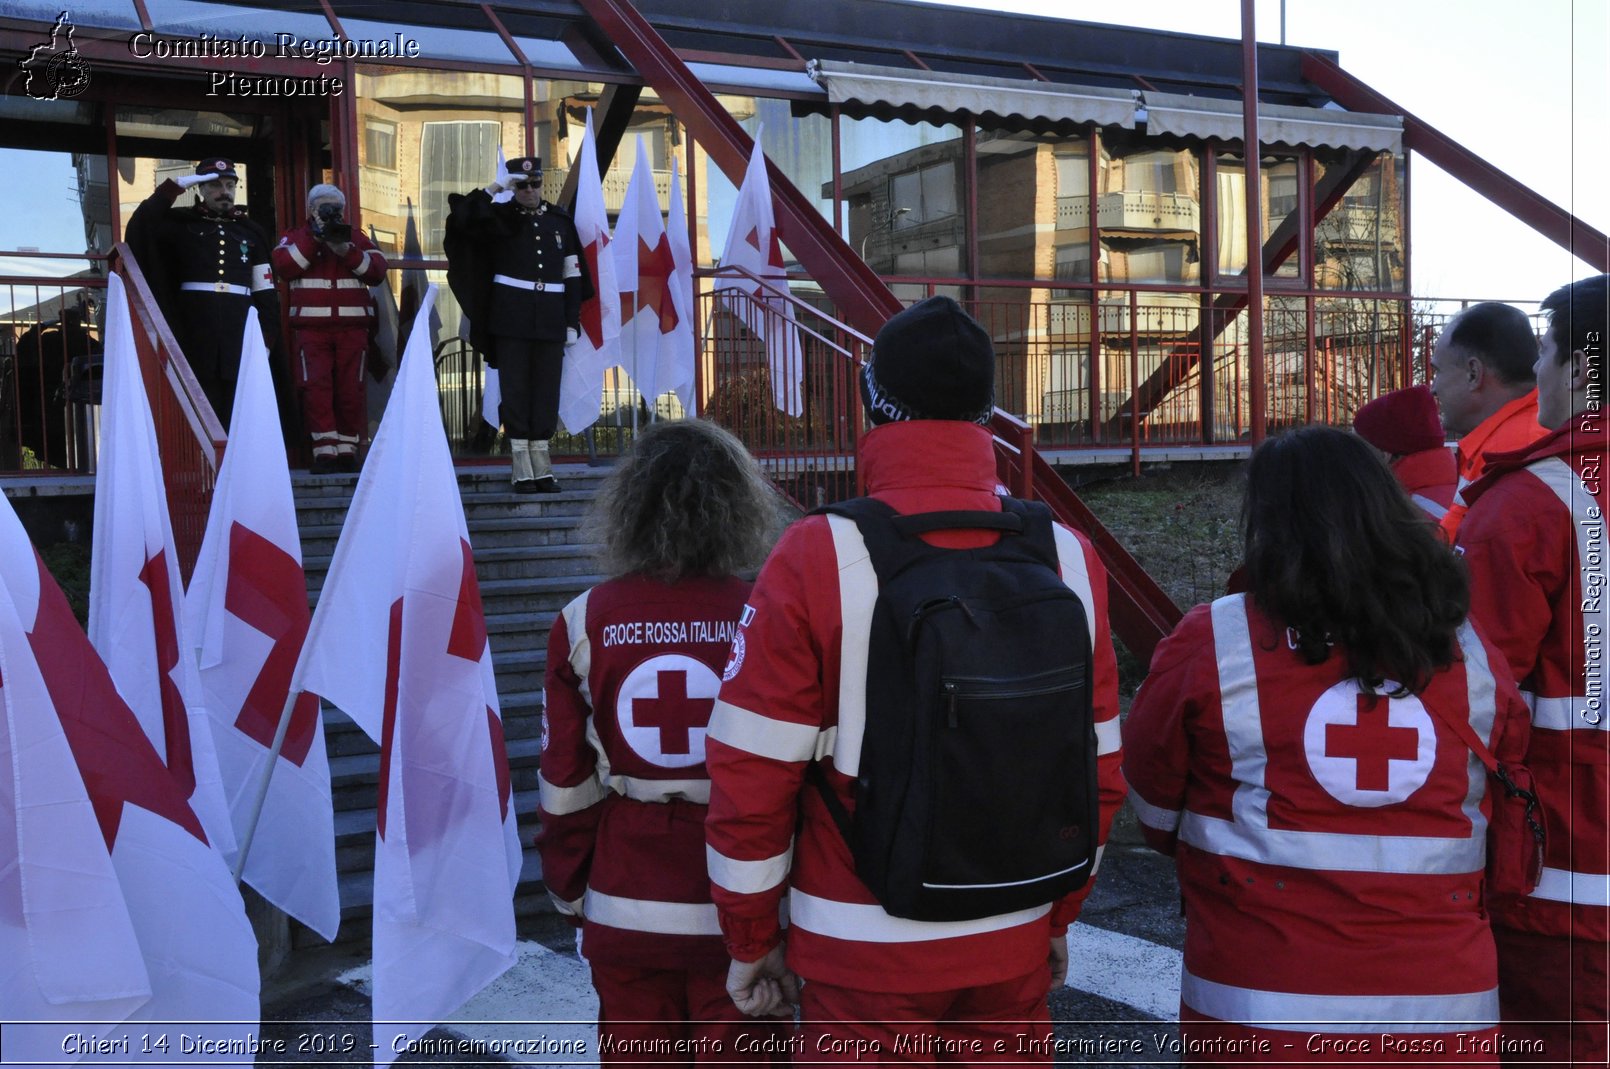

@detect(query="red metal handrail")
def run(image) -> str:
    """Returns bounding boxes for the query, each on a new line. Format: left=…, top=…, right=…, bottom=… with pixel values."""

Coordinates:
left=109, top=243, right=226, bottom=584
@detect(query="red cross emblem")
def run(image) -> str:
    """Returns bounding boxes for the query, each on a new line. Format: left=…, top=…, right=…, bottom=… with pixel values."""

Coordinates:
left=579, top=234, right=610, bottom=349
left=618, top=653, right=720, bottom=767
left=138, top=547, right=195, bottom=798
left=1303, top=681, right=1435, bottom=807
left=620, top=234, right=680, bottom=334
left=744, top=224, right=785, bottom=271
left=224, top=523, right=320, bottom=765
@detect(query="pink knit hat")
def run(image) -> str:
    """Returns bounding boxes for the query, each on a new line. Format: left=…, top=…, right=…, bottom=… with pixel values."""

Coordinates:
left=1353, top=385, right=1445, bottom=456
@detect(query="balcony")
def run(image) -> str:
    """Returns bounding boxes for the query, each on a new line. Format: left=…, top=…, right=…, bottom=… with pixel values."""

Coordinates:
left=543, top=166, right=674, bottom=215
left=1057, top=192, right=1200, bottom=234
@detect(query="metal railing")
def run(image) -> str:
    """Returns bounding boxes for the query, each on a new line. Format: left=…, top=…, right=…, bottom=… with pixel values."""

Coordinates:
left=1, top=258, right=108, bottom=474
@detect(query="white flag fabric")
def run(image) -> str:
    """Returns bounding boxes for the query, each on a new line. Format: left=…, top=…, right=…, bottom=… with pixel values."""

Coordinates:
left=290, top=286, right=520, bottom=1066
left=0, top=494, right=258, bottom=1062
left=557, top=108, right=621, bottom=434
left=661, top=157, right=697, bottom=413
left=88, top=273, right=237, bottom=864
left=184, top=309, right=339, bottom=941
left=613, top=136, right=682, bottom=410
left=717, top=131, right=804, bottom=415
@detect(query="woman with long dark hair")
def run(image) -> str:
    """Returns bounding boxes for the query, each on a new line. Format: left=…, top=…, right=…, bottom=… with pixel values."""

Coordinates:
left=536, top=419, right=785, bottom=1064
left=1124, top=426, right=1532, bottom=1064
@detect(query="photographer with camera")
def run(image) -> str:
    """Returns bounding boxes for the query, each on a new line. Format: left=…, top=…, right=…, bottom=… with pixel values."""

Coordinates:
left=272, top=184, right=388, bottom=473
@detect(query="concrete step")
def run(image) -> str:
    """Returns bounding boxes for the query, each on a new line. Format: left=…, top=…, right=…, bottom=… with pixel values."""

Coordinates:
left=332, top=789, right=540, bottom=875
left=327, top=735, right=543, bottom=813
left=302, top=543, right=603, bottom=583
left=304, top=571, right=604, bottom=617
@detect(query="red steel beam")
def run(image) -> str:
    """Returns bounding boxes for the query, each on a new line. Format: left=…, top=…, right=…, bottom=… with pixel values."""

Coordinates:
left=574, top=0, right=902, bottom=335
left=1302, top=51, right=1610, bottom=273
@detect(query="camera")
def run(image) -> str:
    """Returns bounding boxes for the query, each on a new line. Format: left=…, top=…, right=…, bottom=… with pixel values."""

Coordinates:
left=315, top=202, right=352, bottom=242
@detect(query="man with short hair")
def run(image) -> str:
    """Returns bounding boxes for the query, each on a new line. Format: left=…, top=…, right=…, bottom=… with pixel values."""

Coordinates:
left=271, top=184, right=387, bottom=473
left=704, top=296, right=1125, bottom=1060
left=1427, top=301, right=1546, bottom=538
left=126, top=158, right=279, bottom=429
left=447, top=156, right=590, bottom=493
left=1458, top=274, right=1610, bottom=1064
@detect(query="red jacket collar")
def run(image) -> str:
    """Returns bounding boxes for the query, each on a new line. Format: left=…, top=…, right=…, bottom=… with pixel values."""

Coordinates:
left=861, top=421, right=999, bottom=495
left=1461, top=418, right=1597, bottom=506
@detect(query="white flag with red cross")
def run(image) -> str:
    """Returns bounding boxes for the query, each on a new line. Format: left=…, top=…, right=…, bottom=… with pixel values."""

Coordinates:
left=0, top=492, right=258, bottom=1063
left=660, top=157, right=697, bottom=413
left=184, top=308, right=340, bottom=941
left=613, top=136, right=681, bottom=410
left=717, top=131, right=804, bottom=416
left=290, top=285, right=520, bottom=1067
left=558, top=108, right=621, bottom=435
left=88, top=273, right=237, bottom=865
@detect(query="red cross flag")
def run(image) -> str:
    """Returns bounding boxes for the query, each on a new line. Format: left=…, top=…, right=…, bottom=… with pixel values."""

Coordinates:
left=290, top=285, right=520, bottom=1066
left=183, top=307, right=339, bottom=941
left=0, top=492, right=258, bottom=1060
left=717, top=129, right=804, bottom=416
left=659, top=157, right=697, bottom=412
left=88, top=274, right=237, bottom=864
left=613, top=136, right=680, bottom=409
left=558, top=108, right=621, bottom=435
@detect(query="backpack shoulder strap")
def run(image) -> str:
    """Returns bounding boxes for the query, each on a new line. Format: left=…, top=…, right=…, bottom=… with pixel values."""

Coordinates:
left=998, top=497, right=1061, bottom=570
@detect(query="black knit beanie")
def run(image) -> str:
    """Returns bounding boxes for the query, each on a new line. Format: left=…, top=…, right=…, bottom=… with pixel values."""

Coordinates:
left=861, top=296, right=996, bottom=425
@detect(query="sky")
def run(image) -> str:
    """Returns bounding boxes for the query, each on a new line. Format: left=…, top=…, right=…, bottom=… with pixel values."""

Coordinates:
left=5, top=0, right=1606, bottom=305
left=927, top=0, right=1609, bottom=306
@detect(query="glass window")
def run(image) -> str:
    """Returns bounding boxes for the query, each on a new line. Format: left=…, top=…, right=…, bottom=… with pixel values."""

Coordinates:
left=338, top=18, right=518, bottom=65
left=3, top=1, right=140, bottom=30
left=142, top=0, right=332, bottom=45
left=364, top=120, right=397, bottom=172
left=1099, top=135, right=1201, bottom=286
left=702, top=97, right=833, bottom=271
left=1314, top=152, right=1405, bottom=292
left=0, top=148, right=110, bottom=260
left=837, top=115, right=965, bottom=280
left=976, top=130, right=1091, bottom=285
left=1216, top=152, right=1300, bottom=281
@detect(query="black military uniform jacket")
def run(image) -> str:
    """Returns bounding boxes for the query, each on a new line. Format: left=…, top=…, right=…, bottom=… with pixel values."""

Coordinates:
left=127, top=179, right=280, bottom=352
left=448, top=189, right=592, bottom=350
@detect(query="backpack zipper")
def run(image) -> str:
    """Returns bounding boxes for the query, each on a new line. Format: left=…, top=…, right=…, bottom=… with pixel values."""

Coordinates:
left=942, top=669, right=1084, bottom=726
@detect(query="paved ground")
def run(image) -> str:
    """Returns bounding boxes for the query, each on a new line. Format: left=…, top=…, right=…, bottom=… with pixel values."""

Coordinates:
left=253, top=806, right=1192, bottom=1068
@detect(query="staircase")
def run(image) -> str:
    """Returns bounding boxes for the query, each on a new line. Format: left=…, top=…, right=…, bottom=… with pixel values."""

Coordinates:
left=289, top=462, right=611, bottom=948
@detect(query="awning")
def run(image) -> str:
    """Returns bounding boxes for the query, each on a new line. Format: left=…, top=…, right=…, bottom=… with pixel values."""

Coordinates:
left=1142, top=91, right=1403, bottom=153
left=806, top=59, right=1140, bottom=130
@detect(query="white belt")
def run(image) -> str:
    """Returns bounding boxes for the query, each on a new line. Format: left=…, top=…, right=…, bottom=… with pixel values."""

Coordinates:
left=181, top=281, right=250, bottom=296
left=290, top=277, right=368, bottom=290
left=291, top=306, right=371, bottom=318
left=494, top=273, right=558, bottom=292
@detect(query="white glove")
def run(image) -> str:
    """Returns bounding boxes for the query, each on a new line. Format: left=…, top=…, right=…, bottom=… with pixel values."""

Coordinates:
left=176, top=173, right=214, bottom=190
left=565, top=326, right=579, bottom=347
left=483, top=180, right=505, bottom=196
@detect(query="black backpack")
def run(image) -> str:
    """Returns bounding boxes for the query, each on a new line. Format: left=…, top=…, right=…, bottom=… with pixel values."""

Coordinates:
left=809, top=495, right=1098, bottom=922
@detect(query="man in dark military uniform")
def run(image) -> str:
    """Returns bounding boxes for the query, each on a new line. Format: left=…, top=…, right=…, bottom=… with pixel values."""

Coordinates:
left=448, top=156, right=591, bottom=493
left=126, top=158, right=280, bottom=429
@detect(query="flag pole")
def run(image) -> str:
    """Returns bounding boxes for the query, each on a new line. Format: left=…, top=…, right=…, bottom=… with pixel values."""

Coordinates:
left=231, top=688, right=301, bottom=882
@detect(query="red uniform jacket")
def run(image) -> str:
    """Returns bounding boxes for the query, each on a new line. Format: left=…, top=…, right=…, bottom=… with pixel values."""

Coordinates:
left=704, top=421, right=1125, bottom=994
left=538, top=572, right=751, bottom=971
left=1459, top=420, right=1610, bottom=941
left=1124, top=595, right=1530, bottom=1039
left=1392, top=446, right=1457, bottom=523
left=270, top=223, right=387, bottom=331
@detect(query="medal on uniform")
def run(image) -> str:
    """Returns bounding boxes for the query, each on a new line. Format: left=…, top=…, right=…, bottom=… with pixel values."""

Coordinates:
left=239, top=240, right=250, bottom=264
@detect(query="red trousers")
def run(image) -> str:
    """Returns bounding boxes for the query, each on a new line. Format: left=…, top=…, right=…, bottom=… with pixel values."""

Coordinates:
left=1495, top=925, right=1610, bottom=1067
left=590, top=961, right=789, bottom=1066
left=796, top=968, right=1052, bottom=1066
left=292, top=327, right=367, bottom=439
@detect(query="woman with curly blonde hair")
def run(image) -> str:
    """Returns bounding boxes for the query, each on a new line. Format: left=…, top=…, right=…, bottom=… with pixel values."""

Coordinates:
left=536, top=419, right=786, bottom=1064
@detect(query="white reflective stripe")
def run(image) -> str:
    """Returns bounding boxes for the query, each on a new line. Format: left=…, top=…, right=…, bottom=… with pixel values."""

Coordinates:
left=1529, top=694, right=1609, bottom=731
left=707, top=843, right=793, bottom=895
left=1454, top=621, right=1496, bottom=839
left=1453, top=473, right=1472, bottom=507
left=336, top=305, right=369, bottom=316
left=1409, top=493, right=1448, bottom=519
left=1199, top=594, right=1484, bottom=875
left=583, top=890, right=721, bottom=936
left=563, top=254, right=580, bottom=278
left=1528, top=457, right=1608, bottom=726
left=1090, top=843, right=1107, bottom=880
left=290, top=277, right=334, bottom=289
left=250, top=263, right=273, bottom=291
left=292, top=306, right=334, bottom=317
left=1095, top=716, right=1120, bottom=756
left=1128, top=790, right=1181, bottom=833
left=1180, top=969, right=1497, bottom=1033
left=311, top=444, right=338, bottom=459
left=560, top=591, right=592, bottom=709
left=1051, top=524, right=1097, bottom=644
left=538, top=770, right=605, bottom=816
left=180, top=281, right=249, bottom=295
left=788, top=888, right=1049, bottom=944
left=493, top=273, right=559, bottom=292
left=609, top=776, right=710, bottom=805
left=335, top=433, right=360, bottom=446
left=354, top=251, right=375, bottom=278
left=311, top=430, right=340, bottom=442
left=1179, top=810, right=1485, bottom=874
left=1530, top=866, right=1610, bottom=907
left=284, top=242, right=310, bottom=269
left=707, top=699, right=823, bottom=763
left=828, top=515, right=876, bottom=778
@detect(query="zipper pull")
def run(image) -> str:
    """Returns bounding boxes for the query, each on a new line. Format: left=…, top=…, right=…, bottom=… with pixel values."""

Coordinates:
left=951, top=595, right=980, bottom=627
left=944, top=682, right=959, bottom=727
